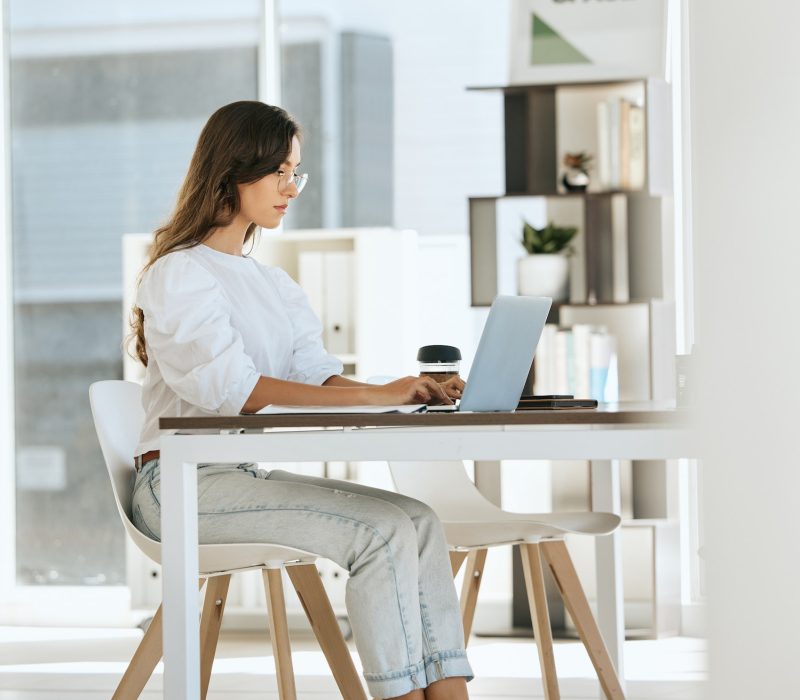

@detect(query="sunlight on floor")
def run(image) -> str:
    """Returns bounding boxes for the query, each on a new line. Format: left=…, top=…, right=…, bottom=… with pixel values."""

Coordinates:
left=0, top=627, right=707, bottom=699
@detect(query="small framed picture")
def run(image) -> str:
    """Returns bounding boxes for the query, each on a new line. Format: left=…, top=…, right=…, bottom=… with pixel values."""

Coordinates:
left=508, top=0, right=668, bottom=85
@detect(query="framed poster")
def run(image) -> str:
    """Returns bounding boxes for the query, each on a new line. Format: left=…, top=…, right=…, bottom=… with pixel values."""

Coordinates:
left=509, top=0, right=668, bottom=85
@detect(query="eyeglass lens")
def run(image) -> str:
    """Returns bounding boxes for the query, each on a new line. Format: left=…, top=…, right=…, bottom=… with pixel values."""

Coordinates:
left=279, top=171, right=308, bottom=194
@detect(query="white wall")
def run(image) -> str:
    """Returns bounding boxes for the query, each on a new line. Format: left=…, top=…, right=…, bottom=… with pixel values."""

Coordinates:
left=690, top=2, right=800, bottom=698
left=390, top=2, right=509, bottom=237
left=279, top=0, right=509, bottom=239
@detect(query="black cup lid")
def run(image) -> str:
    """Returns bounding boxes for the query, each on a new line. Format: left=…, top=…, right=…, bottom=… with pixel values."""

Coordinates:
left=417, top=345, right=462, bottom=362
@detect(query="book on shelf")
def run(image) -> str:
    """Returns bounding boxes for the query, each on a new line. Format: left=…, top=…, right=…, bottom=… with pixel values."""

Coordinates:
left=628, top=102, right=646, bottom=190
left=298, top=250, right=355, bottom=356
left=596, top=97, right=646, bottom=191
left=611, top=194, right=630, bottom=303
left=534, top=323, right=618, bottom=401
left=619, top=99, right=631, bottom=189
left=323, top=251, right=354, bottom=355
left=596, top=100, right=611, bottom=190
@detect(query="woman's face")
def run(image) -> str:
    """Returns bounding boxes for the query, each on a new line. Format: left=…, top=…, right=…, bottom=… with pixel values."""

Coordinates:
left=237, top=135, right=302, bottom=229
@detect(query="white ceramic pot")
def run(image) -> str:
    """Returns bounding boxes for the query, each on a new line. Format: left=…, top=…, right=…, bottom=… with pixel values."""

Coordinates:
left=517, top=254, right=569, bottom=301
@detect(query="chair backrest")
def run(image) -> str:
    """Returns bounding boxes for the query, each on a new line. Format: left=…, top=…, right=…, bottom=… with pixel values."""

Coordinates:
left=88, top=380, right=326, bottom=572
left=89, top=380, right=145, bottom=526
left=388, top=461, right=506, bottom=521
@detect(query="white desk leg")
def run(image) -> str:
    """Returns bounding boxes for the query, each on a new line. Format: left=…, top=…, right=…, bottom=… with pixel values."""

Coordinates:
left=591, top=459, right=625, bottom=697
left=160, top=441, right=200, bottom=700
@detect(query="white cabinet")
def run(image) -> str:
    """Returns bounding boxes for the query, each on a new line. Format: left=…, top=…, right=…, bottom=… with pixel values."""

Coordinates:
left=252, top=227, right=420, bottom=380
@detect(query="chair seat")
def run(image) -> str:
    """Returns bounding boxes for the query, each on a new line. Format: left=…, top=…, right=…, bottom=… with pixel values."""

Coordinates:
left=127, top=522, right=320, bottom=574
left=442, top=511, right=620, bottom=548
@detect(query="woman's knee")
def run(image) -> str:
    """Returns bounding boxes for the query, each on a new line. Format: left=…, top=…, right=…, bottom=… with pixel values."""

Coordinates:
left=381, top=504, right=420, bottom=547
left=395, top=495, right=444, bottom=533
left=346, top=501, right=419, bottom=567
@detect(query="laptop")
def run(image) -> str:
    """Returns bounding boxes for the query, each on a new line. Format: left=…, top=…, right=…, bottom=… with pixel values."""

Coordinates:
left=427, top=295, right=552, bottom=412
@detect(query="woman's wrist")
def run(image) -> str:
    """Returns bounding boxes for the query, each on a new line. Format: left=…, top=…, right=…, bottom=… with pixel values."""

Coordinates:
left=357, top=385, right=380, bottom=405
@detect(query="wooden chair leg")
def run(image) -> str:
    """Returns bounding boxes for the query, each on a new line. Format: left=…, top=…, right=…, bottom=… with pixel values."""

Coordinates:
left=112, top=578, right=205, bottom=700
left=286, top=564, right=367, bottom=700
left=459, top=548, right=487, bottom=646
left=199, top=574, right=231, bottom=700
left=262, top=568, right=297, bottom=700
left=449, top=550, right=468, bottom=577
left=541, top=540, right=625, bottom=700
left=519, top=543, right=560, bottom=700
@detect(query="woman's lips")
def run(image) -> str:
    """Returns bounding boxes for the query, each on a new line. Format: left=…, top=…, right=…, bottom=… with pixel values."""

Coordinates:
left=274, top=205, right=287, bottom=213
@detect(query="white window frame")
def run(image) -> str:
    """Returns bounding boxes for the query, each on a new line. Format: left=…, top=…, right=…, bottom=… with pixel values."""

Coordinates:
left=671, top=0, right=705, bottom=633
left=0, top=0, right=17, bottom=617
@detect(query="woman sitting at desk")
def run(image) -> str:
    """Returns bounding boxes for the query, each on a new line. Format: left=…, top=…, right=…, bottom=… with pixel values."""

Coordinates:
left=128, top=101, right=472, bottom=700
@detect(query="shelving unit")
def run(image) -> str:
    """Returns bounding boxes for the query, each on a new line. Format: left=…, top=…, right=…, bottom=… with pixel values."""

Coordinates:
left=467, top=78, right=672, bottom=307
left=466, top=78, right=680, bottom=638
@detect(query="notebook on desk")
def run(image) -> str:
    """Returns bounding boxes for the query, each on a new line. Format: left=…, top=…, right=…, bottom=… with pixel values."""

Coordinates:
left=258, top=404, right=427, bottom=415
left=426, top=295, right=552, bottom=413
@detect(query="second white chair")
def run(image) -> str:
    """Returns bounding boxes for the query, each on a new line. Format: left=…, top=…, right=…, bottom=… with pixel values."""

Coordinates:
left=388, top=460, right=625, bottom=700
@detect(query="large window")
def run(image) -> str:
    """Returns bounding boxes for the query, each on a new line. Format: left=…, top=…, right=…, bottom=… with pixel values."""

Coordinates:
left=277, top=5, right=395, bottom=230
left=9, top=1, right=262, bottom=587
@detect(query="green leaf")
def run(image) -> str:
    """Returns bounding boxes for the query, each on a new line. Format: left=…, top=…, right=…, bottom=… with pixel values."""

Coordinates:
left=520, top=218, right=579, bottom=255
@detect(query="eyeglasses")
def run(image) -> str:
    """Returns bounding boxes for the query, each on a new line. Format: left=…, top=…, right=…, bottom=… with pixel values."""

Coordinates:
left=276, top=170, right=308, bottom=194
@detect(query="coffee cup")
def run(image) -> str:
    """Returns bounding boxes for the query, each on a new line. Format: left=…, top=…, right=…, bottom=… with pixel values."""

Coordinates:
left=417, top=345, right=461, bottom=383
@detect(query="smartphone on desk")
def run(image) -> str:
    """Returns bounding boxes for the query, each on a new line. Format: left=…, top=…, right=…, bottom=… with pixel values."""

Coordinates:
left=517, top=395, right=597, bottom=410
left=520, top=394, right=574, bottom=400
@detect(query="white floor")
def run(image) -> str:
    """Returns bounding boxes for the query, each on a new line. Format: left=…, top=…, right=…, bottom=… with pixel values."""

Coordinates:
left=0, top=626, right=706, bottom=699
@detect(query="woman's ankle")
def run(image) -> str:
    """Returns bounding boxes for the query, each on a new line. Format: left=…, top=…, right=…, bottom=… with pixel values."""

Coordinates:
left=424, top=677, right=468, bottom=700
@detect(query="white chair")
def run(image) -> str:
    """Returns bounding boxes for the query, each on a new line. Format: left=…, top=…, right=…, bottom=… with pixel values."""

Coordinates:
left=89, top=380, right=366, bottom=700
left=388, top=460, right=625, bottom=700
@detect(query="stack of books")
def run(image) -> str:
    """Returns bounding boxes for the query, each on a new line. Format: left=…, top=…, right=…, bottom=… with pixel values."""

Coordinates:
left=596, top=97, right=646, bottom=191
left=533, top=324, right=619, bottom=402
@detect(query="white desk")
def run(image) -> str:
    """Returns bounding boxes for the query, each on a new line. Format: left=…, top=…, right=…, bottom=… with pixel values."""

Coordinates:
left=159, top=404, right=694, bottom=699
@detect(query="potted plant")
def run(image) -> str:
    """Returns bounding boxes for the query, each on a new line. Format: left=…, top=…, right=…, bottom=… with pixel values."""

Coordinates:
left=562, top=151, right=593, bottom=192
left=518, top=219, right=579, bottom=301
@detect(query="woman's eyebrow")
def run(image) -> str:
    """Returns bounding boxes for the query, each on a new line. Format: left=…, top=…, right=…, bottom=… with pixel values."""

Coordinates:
left=283, top=159, right=301, bottom=169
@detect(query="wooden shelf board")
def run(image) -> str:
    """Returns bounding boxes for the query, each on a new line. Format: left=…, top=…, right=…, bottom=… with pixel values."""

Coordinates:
left=468, top=190, right=644, bottom=200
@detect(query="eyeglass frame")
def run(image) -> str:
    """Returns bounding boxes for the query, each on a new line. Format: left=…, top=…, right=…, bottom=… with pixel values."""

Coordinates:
left=276, top=169, right=308, bottom=194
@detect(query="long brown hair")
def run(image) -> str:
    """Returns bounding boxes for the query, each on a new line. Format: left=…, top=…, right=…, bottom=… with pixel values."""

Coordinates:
left=128, top=101, right=301, bottom=367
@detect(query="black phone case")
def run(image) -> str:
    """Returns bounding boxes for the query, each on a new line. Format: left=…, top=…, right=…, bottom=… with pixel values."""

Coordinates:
left=516, top=398, right=597, bottom=410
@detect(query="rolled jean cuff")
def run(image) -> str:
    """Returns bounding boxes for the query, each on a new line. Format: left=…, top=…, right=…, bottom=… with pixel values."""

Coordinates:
left=363, top=650, right=473, bottom=698
left=363, top=660, right=426, bottom=699
left=424, top=649, right=474, bottom=686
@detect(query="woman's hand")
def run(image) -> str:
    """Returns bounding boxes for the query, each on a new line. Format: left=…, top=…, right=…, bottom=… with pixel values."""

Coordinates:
left=441, top=375, right=465, bottom=401
left=366, top=375, right=454, bottom=406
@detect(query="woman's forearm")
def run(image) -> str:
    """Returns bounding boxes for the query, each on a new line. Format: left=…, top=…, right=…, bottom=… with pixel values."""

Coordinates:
left=241, top=375, right=372, bottom=413
left=322, top=374, right=373, bottom=388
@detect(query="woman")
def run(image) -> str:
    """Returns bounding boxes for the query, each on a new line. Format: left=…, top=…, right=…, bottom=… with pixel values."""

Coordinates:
left=129, top=101, right=473, bottom=700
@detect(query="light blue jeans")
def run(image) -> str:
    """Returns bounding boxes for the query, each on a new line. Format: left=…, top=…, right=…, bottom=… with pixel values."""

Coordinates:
left=132, top=460, right=473, bottom=698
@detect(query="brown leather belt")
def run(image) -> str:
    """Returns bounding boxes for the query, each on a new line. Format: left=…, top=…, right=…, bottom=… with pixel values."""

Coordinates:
left=134, top=449, right=161, bottom=472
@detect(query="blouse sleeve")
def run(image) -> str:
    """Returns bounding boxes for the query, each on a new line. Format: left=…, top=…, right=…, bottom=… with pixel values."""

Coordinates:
left=137, top=253, right=261, bottom=414
left=269, top=267, right=344, bottom=385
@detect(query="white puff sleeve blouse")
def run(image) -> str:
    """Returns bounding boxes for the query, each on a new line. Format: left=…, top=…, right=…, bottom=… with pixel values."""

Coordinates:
left=134, top=244, right=344, bottom=454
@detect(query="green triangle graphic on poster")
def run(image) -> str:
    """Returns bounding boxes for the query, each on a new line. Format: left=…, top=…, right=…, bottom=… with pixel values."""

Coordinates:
left=530, top=13, right=591, bottom=66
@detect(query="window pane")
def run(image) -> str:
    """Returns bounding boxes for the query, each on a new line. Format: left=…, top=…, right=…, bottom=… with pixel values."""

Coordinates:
left=278, top=3, right=394, bottom=229
left=10, top=2, right=260, bottom=586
